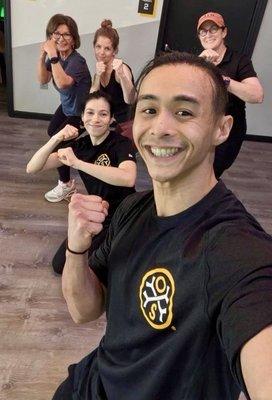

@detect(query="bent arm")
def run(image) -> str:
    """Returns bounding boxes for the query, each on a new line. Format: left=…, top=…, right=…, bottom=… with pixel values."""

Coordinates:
left=51, top=62, right=74, bottom=90
left=90, top=73, right=101, bottom=93
left=26, top=136, right=63, bottom=173
left=74, top=159, right=136, bottom=187
left=228, top=76, right=264, bottom=103
left=62, top=251, right=106, bottom=323
left=116, top=64, right=136, bottom=104
left=37, top=53, right=52, bottom=84
left=62, top=194, right=108, bottom=323
left=240, top=324, right=272, bottom=400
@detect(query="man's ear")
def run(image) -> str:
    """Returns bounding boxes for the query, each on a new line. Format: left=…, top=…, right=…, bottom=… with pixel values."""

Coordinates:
left=214, top=114, right=233, bottom=146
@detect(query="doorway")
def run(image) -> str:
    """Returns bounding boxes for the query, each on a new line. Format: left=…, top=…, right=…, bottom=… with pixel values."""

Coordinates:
left=156, top=0, right=267, bottom=57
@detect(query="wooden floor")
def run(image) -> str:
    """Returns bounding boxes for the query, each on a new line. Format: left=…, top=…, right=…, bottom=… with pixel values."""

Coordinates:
left=0, top=84, right=271, bottom=400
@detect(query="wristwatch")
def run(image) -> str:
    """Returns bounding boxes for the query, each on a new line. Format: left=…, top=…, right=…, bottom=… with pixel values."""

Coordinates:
left=223, top=77, right=231, bottom=87
left=49, top=56, right=59, bottom=64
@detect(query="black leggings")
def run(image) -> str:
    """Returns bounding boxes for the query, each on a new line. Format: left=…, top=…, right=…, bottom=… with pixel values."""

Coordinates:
left=47, top=105, right=82, bottom=183
left=52, top=365, right=75, bottom=400
left=52, top=227, right=109, bottom=275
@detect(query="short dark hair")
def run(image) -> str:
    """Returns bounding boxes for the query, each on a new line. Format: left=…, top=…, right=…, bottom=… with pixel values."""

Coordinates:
left=82, top=91, right=113, bottom=117
left=46, top=14, right=81, bottom=49
left=134, top=51, right=228, bottom=118
left=93, top=19, right=119, bottom=51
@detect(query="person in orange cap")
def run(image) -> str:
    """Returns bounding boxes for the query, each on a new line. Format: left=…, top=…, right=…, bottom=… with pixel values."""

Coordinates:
left=197, top=11, right=264, bottom=178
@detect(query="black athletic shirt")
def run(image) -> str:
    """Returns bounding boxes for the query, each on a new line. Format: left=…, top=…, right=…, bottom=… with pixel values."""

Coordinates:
left=217, top=46, right=257, bottom=135
left=99, top=64, right=134, bottom=124
left=69, top=180, right=272, bottom=400
left=69, top=130, right=136, bottom=220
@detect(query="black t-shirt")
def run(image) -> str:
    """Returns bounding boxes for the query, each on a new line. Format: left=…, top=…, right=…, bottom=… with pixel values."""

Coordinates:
left=72, top=181, right=272, bottom=400
left=68, top=131, right=136, bottom=220
left=218, top=47, right=257, bottom=135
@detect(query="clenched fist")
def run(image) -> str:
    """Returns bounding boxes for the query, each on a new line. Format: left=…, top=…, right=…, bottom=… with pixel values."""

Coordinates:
left=55, top=124, right=79, bottom=142
left=199, top=49, right=220, bottom=64
left=43, top=38, right=58, bottom=58
left=67, top=194, right=109, bottom=252
left=96, top=61, right=106, bottom=76
left=112, top=58, right=125, bottom=78
left=58, top=147, right=78, bottom=168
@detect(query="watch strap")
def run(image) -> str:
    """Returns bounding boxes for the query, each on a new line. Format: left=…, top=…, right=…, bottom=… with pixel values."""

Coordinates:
left=49, top=56, right=60, bottom=64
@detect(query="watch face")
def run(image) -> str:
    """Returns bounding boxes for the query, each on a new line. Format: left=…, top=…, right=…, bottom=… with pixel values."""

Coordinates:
left=50, top=57, right=59, bottom=64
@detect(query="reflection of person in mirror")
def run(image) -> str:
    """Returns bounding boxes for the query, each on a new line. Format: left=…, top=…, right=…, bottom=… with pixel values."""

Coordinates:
left=37, top=14, right=91, bottom=202
left=27, top=91, right=136, bottom=275
left=197, top=12, right=264, bottom=178
left=52, top=52, right=272, bottom=400
left=90, top=19, right=136, bottom=140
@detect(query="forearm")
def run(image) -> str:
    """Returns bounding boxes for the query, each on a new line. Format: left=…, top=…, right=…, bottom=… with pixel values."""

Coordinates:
left=228, top=78, right=264, bottom=103
left=75, top=159, right=135, bottom=187
left=26, top=135, right=61, bottom=173
left=51, top=62, right=74, bottom=90
left=37, top=55, right=51, bottom=84
left=62, top=251, right=105, bottom=323
left=118, top=74, right=136, bottom=104
left=90, top=74, right=101, bottom=92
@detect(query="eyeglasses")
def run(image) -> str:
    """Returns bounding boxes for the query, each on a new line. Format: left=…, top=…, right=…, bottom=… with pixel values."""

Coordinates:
left=198, top=25, right=224, bottom=37
left=52, top=31, right=73, bottom=40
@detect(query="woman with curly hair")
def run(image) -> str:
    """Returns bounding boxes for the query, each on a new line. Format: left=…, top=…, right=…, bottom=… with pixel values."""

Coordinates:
left=90, top=19, right=135, bottom=138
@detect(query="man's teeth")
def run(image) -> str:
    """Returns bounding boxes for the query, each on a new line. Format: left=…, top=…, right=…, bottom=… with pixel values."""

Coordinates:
left=150, top=147, right=179, bottom=157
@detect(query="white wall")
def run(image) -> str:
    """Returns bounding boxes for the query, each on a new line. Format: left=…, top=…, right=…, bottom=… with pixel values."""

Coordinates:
left=10, top=0, right=163, bottom=114
left=247, top=0, right=272, bottom=137
left=11, top=0, right=162, bottom=47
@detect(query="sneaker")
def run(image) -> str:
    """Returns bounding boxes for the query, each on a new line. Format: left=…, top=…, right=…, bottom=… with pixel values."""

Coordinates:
left=44, top=180, right=76, bottom=203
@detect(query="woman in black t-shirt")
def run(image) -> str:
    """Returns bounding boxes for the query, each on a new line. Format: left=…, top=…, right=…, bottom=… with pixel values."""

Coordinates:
left=197, top=11, right=263, bottom=177
left=27, top=90, right=136, bottom=274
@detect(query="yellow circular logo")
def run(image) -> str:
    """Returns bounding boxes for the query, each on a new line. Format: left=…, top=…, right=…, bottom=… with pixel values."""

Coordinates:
left=95, top=153, right=110, bottom=166
left=139, top=268, right=175, bottom=330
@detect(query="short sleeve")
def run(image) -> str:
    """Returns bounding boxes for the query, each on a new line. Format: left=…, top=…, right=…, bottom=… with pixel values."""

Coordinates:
left=113, top=137, right=136, bottom=165
left=65, top=56, right=88, bottom=83
left=89, top=195, right=133, bottom=286
left=237, top=54, right=257, bottom=81
left=206, top=225, right=272, bottom=392
left=89, top=223, right=113, bottom=287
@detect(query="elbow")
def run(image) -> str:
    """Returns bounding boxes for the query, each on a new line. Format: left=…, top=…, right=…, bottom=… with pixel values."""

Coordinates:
left=26, top=164, right=34, bottom=174
left=57, top=79, right=73, bottom=90
left=257, top=92, right=264, bottom=103
left=71, top=314, right=91, bottom=325
left=127, top=178, right=136, bottom=187
left=57, top=83, right=70, bottom=90
left=68, top=306, right=102, bottom=325
left=251, top=89, right=264, bottom=104
left=126, top=174, right=136, bottom=188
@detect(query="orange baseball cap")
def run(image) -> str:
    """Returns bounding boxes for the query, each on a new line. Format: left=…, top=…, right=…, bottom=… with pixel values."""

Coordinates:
left=197, top=12, right=225, bottom=31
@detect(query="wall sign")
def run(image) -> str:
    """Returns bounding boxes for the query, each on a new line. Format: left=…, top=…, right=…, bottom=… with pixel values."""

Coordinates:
left=138, top=0, right=156, bottom=15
